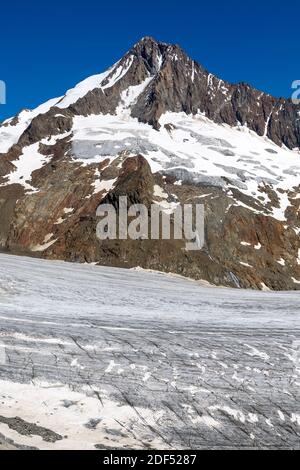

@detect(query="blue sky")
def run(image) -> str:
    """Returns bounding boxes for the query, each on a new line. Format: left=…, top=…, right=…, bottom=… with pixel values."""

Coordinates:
left=0, top=0, right=299, bottom=120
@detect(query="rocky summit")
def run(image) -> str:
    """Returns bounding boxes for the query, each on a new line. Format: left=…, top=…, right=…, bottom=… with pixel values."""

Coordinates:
left=0, top=36, right=300, bottom=290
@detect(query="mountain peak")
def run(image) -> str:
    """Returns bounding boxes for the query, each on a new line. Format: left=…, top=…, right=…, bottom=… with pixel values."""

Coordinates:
left=132, top=36, right=186, bottom=58
left=128, top=36, right=190, bottom=80
left=1, top=37, right=300, bottom=152
left=134, top=36, right=159, bottom=46
left=1, top=38, right=300, bottom=291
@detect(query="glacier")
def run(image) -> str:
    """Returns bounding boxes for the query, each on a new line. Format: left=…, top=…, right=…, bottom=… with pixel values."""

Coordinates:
left=0, top=253, right=299, bottom=449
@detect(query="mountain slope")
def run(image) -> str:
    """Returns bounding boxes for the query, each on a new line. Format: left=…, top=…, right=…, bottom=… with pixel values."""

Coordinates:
left=0, top=37, right=300, bottom=290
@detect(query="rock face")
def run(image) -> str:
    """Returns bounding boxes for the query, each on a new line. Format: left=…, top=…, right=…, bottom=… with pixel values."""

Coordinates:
left=0, top=36, right=300, bottom=290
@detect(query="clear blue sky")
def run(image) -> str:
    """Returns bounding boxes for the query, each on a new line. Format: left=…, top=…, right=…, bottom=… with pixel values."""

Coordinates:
left=0, top=0, right=299, bottom=120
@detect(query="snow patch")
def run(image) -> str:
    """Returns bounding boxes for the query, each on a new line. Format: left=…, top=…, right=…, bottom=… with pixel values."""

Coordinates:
left=1, top=143, right=51, bottom=192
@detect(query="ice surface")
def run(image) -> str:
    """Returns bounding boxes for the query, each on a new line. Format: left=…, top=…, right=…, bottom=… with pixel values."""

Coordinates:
left=0, top=253, right=299, bottom=449
left=70, top=111, right=300, bottom=221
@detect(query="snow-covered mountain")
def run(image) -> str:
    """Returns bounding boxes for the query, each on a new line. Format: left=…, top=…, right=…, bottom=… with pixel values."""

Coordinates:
left=0, top=37, right=300, bottom=289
